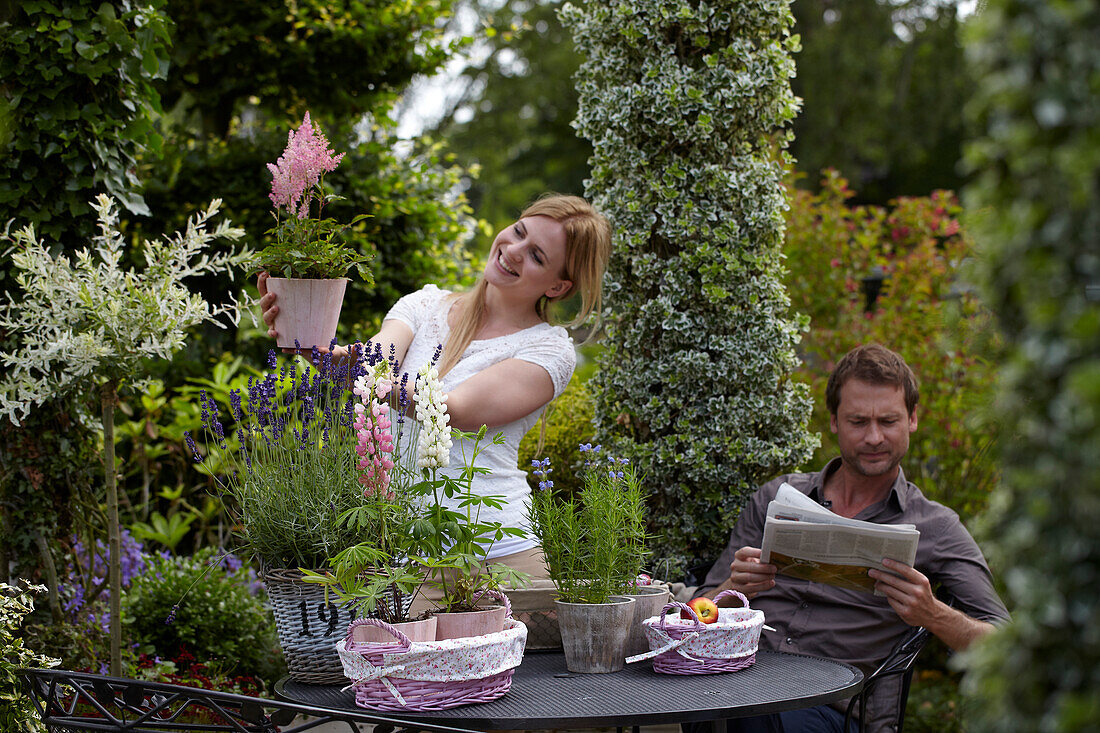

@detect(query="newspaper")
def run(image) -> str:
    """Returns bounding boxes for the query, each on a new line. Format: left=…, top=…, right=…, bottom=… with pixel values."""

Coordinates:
left=759, top=483, right=919, bottom=595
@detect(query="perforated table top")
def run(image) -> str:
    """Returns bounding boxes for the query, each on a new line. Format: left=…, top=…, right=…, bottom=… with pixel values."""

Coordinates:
left=275, top=650, right=862, bottom=729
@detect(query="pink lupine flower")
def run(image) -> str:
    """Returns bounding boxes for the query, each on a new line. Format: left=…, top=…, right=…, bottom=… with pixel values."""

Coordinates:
left=354, top=372, right=395, bottom=498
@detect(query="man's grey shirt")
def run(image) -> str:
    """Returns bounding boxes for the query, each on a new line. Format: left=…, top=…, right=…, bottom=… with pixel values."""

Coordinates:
left=699, top=458, right=1008, bottom=731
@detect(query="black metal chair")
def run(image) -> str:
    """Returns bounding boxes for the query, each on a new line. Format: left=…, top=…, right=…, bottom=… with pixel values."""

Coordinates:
left=842, top=624, right=933, bottom=733
left=22, top=667, right=480, bottom=733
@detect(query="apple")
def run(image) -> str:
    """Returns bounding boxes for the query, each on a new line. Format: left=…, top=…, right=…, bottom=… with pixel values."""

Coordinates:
left=681, top=596, right=720, bottom=624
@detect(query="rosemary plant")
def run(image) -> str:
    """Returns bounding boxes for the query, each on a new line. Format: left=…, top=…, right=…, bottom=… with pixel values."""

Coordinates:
left=529, top=445, right=650, bottom=604
left=187, top=347, right=374, bottom=570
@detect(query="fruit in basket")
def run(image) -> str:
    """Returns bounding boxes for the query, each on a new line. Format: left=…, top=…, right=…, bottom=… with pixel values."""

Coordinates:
left=681, top=596, right=720, bottom=624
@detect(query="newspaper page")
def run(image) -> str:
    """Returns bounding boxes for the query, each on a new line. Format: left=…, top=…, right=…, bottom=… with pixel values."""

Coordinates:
left=760, top=484, right=919, bottom=595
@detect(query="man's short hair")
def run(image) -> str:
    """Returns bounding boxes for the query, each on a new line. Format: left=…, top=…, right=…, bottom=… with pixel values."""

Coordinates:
left=825, top=343, right=920, bottom=416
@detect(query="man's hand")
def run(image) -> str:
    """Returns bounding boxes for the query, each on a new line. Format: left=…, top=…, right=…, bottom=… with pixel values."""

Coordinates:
left=707, top=546, right=777, bottom=602
left=870, top=557, right=994, bottom=651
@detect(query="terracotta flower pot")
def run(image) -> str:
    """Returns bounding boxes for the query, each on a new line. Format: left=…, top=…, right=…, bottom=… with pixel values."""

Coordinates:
left=351, top=615, right=437, bottom=644
left=432, top=605, right=508, bottom=640
left=265, top=277, right=347, bottom=350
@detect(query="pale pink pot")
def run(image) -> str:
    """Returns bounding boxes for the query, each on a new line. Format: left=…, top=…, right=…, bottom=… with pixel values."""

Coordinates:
left=265, top=277, right=347, bottom=350
left=351, top=615, right=437, bottom=645
left=432, top=606, right=507, bottom=640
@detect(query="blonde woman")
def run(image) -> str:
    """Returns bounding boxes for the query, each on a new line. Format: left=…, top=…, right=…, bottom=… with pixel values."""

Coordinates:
left=258, top=194, right=611, bottom=585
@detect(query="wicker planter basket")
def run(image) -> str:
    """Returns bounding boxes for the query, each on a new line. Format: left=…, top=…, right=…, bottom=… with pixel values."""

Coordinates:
left=337, top=598, right=527, bottom=712
left=503, top=580, right=561, bottom=651
left=262, top=567, right=414, bottom=684
left=628, top=589, right=765, bottom=675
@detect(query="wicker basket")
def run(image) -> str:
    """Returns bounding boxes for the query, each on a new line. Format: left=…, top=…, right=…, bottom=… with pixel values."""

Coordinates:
left=337, top=605, right=527, bottom=712
left=503, top=580, right=561, bottom=651
left=629, top=589, right=765, bottom=675
left=262, top=567, right=414, bottom=684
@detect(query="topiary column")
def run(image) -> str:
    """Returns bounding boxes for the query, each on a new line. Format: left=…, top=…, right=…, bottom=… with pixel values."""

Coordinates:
left=562, top=0, right=817, bottom=576
left=961, top=0, right=1100, bottom=728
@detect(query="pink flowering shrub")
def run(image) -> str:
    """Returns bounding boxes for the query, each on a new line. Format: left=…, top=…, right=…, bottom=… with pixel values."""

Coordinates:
left=255, top=112, right=373, bottom=280
left=785, top=171, right=1000, bottom=519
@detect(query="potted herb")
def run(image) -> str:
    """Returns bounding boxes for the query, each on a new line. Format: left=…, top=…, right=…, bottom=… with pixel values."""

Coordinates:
left=528, top=445, right=652, bottom=673
left=258, top=112, right=373, bottom=350
left=186, top=348, right=380, bottom=683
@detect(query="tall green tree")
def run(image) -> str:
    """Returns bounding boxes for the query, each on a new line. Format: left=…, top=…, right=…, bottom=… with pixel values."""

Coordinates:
left=790, top=0, right=974, bottom=204
left=431, top=0, right=592, bottom=234
left=566, top=0, right=817, bottom=576
left=157, top=0, right=458, bottom=137
left=961, top=0, right=1100, bottom=729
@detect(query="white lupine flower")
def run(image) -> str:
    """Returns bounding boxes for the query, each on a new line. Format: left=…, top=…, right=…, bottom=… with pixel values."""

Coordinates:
left=415, top=364, right=451, bottom=469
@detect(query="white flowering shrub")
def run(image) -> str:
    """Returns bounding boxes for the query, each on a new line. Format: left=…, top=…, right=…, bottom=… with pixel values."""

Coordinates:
left=0, top=196, right=248, bottom=423
left=0, top=195, right=248, bottom=674
left=562, top=0, right=817, bottom=576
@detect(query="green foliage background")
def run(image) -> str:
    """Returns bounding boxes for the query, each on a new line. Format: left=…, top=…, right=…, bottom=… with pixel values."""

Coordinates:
left=0, top=0, right=171, bottom=247
left=960, top=0, right=1100, bottom=729
left=790, top=0, right=973, bottom=204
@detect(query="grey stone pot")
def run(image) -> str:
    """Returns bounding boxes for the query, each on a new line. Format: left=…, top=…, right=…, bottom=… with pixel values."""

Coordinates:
left=554, top=595, right=636, bottom=673
left=623, top=585, right=672, bottom=657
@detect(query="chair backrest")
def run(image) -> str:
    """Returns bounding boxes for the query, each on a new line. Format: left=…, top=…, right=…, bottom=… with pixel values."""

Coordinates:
left=21, top=667, right=478, bottom=733
left=843, top=624, right=933, bottom=733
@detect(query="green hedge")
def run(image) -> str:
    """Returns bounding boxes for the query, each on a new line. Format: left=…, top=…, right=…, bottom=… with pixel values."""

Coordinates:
left=961, top=0, right=1100, bottom=729
left=784, top=171, right=1000, bottom=520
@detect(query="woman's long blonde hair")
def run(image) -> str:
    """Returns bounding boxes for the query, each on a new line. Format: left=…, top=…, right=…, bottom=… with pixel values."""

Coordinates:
left=437, top=194, right=611, bottom=377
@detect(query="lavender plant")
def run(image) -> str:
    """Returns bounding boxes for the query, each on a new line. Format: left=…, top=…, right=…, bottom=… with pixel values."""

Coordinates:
left=187, top=347, right=379, bottom=570
left=0, top=195, right=248, bottom=675
left=528, top=445, right=650, bottom=604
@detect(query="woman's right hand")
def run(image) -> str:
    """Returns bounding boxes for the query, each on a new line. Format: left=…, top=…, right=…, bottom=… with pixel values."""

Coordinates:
left=257, top=271, right=279, bottom=340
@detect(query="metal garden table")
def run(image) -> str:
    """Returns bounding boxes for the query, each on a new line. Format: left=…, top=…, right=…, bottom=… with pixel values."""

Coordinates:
left=276, top=650, right=863, bottom=731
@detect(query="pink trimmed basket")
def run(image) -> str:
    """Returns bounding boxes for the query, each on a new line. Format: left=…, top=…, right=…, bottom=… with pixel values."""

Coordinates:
left=639, top=590, right=765, bottom=675
left=336, top=593, right=527, bottom=712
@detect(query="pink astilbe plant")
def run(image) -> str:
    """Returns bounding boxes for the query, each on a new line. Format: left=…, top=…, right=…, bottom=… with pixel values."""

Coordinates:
left=255, top=112, right=372, bottom=280
left=267, top=112, right=345, bottom=220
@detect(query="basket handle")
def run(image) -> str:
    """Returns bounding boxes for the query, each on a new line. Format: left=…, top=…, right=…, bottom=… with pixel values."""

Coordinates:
left=343, top=617, right=412, bottom=652
left=714, top=589, right=751, bottom=609
left=473, top=588, right=512, bottom=619
left=656, top=601, right=707, bottom=632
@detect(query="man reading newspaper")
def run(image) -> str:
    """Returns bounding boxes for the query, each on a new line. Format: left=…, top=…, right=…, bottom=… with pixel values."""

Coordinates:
left=696, top=344, right=1008, bottom=733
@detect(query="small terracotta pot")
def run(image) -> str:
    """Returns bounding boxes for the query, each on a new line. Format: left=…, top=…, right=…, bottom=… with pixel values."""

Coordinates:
left=432, top=605, right=507, bottom=640
left=351, top=615, right=437, bottom=644
left=265, top=277, right=347, bottom=350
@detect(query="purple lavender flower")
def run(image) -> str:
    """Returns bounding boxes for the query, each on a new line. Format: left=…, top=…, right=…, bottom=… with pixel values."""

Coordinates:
left=184, top=431, right=202, bottom=462
left=229, top=389, right=243, bottom=422
left=267, top=349, right=278, bottom=369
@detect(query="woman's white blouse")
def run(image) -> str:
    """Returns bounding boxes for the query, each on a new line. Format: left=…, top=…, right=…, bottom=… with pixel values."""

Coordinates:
left=384, top=285, right=576, bottom=558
